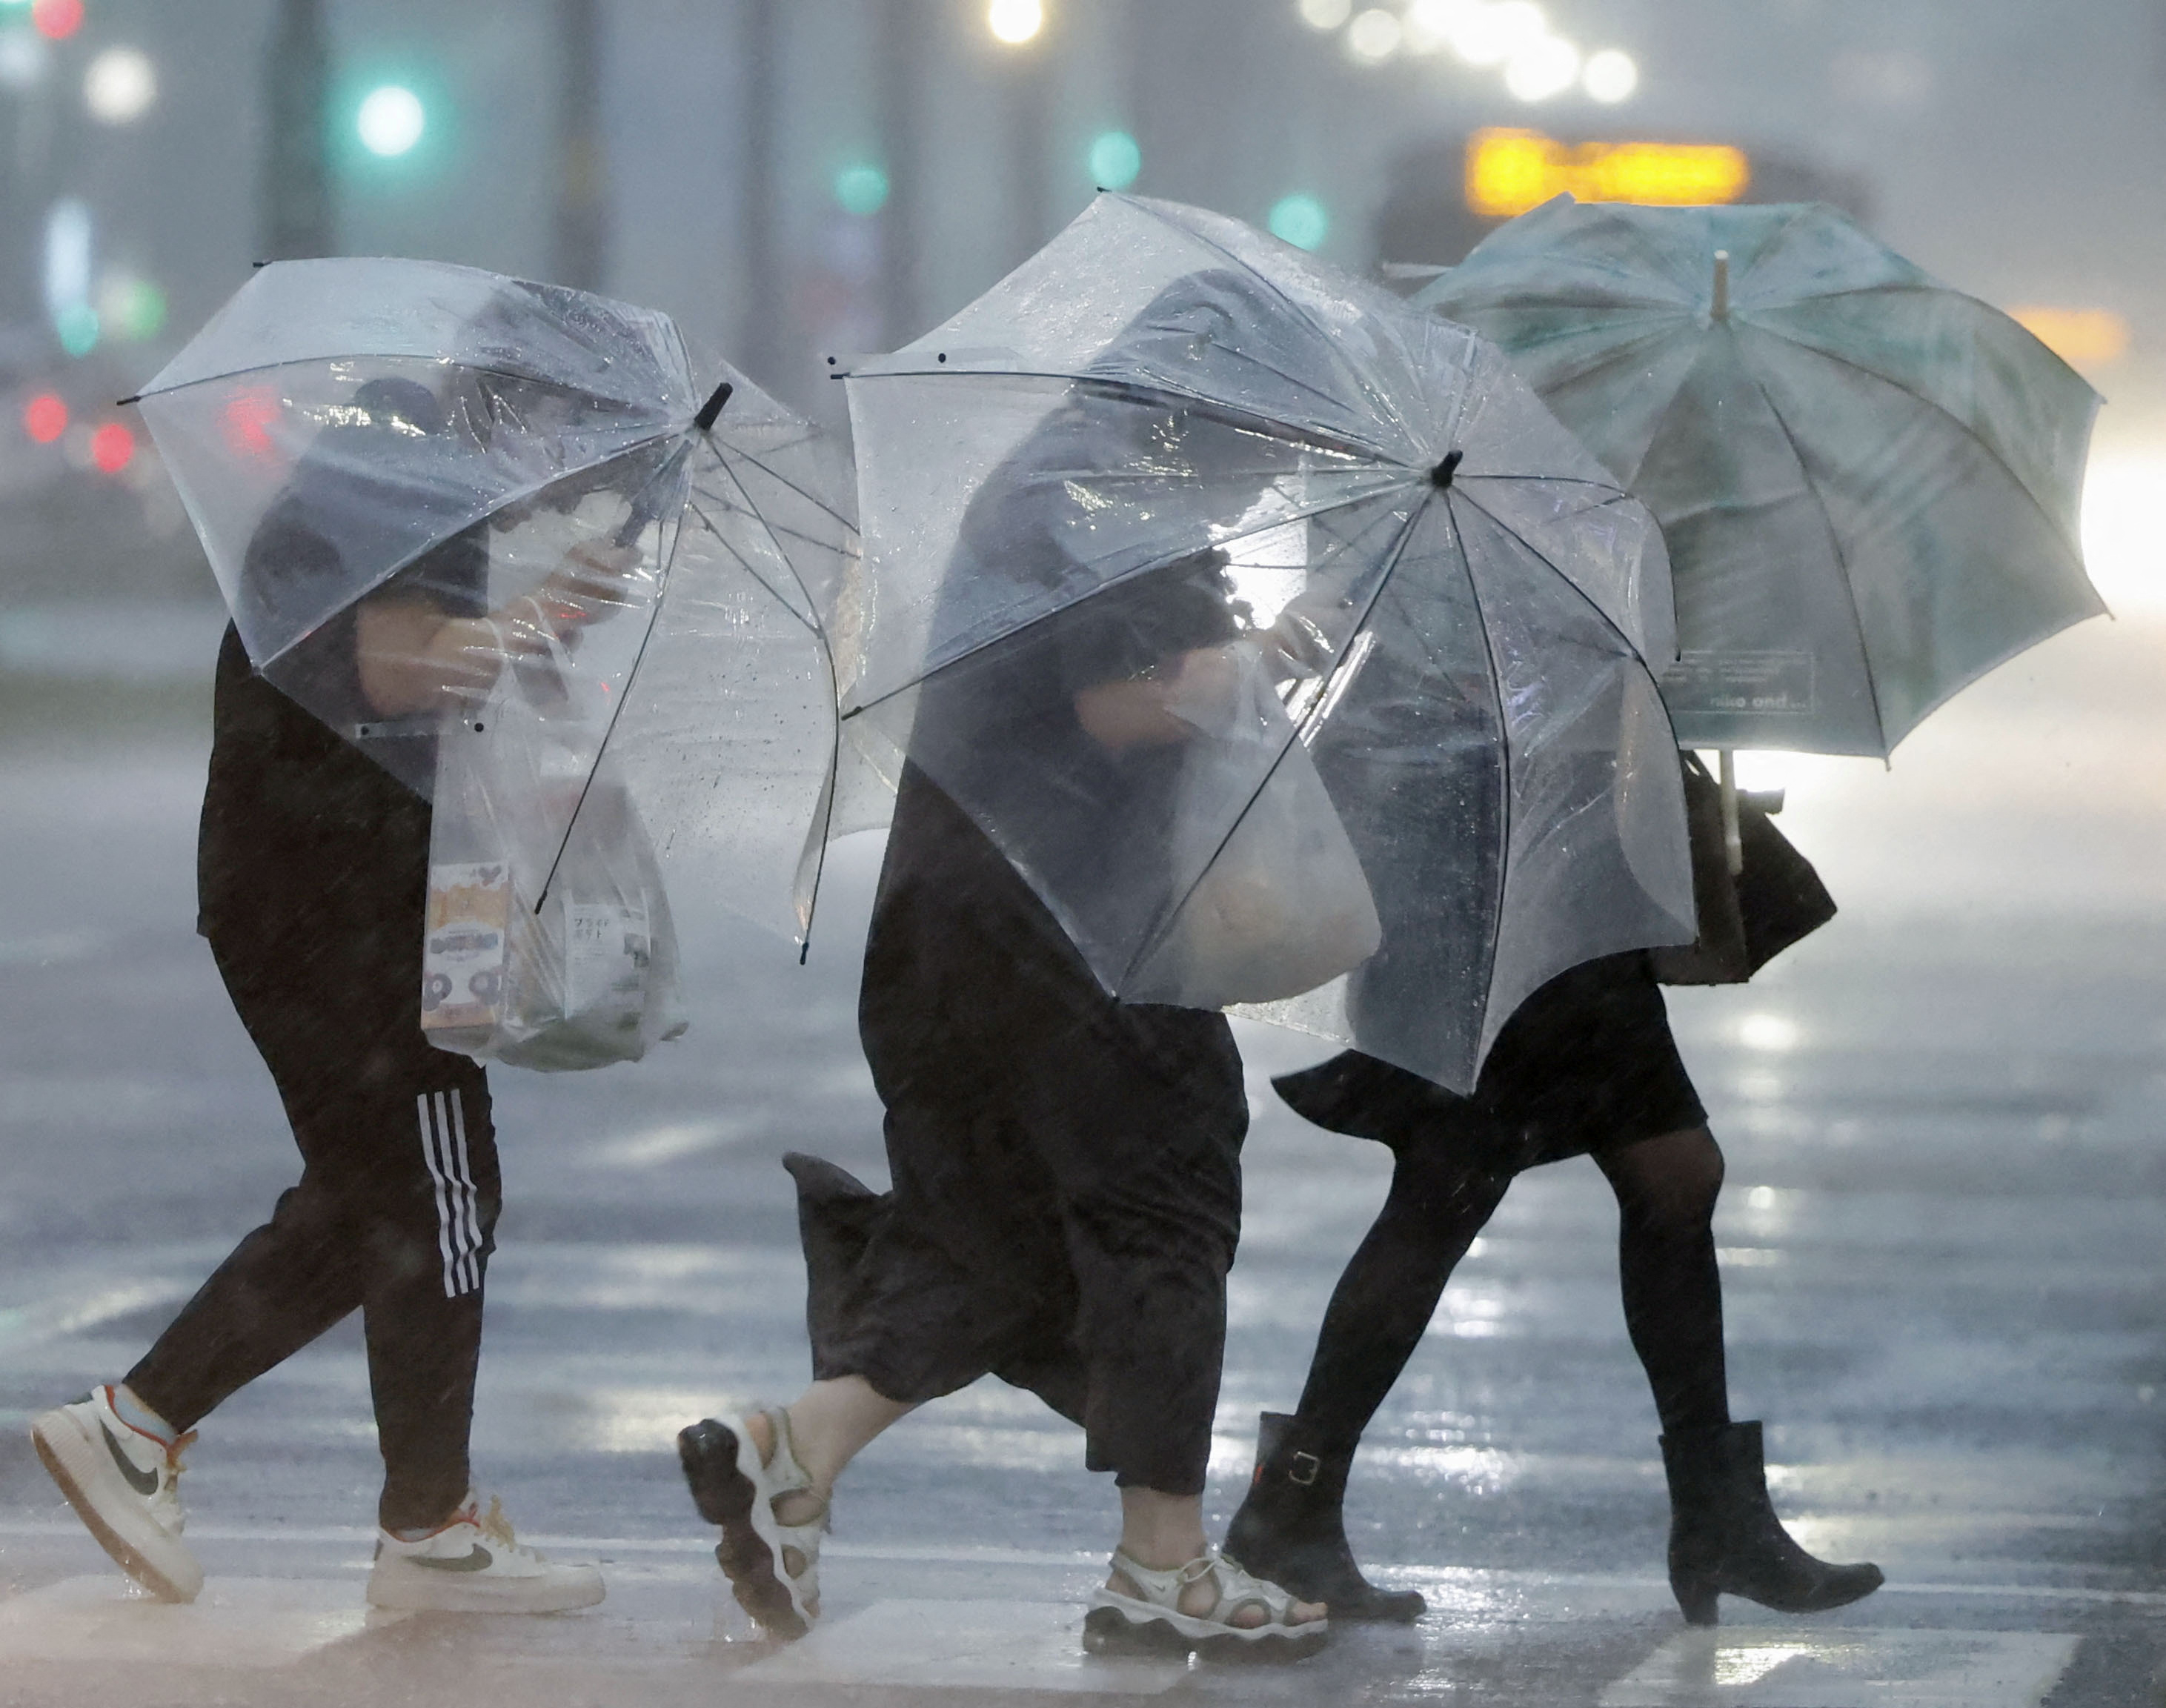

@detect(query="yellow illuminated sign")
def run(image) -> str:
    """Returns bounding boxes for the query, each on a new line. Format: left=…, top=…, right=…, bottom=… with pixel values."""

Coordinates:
left=1465, top=128, right=1753, bottom=219
left=2010, top=306, right=2130, bottom=369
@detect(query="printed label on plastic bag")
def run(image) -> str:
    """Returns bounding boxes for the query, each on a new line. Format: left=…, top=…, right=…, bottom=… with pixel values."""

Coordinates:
left=422, top=863, right=511, bottom=1033
left=565, top=900, right=651, bottom=1028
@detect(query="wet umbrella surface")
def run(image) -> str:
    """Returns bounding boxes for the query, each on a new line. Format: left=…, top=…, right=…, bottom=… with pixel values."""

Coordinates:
left=133, top=259, right=859, bottom=1024
left=837, top=193, right=1695, bottom=1091
left=1417, top=196, right=2104, bottom=758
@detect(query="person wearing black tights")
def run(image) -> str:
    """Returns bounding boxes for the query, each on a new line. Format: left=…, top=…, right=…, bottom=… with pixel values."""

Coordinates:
left=1224, top=950, right=1884, bottom=1626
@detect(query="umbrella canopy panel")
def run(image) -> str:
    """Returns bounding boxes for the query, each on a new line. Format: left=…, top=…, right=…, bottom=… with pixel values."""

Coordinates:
left=1418, top=196, right=2104, bottom=757
left=139, top=258, right=854, bottom=950
left=843, top=193, right=1692, bottom=1089
left=138, top=258, right=698, bottom=789
left=587, top=379, right=863, bottom=948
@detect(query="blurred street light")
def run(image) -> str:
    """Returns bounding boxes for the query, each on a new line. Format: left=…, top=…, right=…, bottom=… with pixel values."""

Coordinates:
left=1347, top=8, right=1402, bottom=62
left=1401, top=0, right=1455, bottom=53
left=54, top=302, right=96, bottom=355
left=0, top=25, right=48, bottom=90
left=1504, top=33, right=1579, bottom=101
left=96, top=270, right=165, bottom=339
left=30, top=0, right=79, bottom=42
left=986, top=0, right=1043, bottom=46
left=89, top=419, right=133, bottom=473
left=1268, top=193, right=1329, bottom=250
left=83, top=45, right=155, bottom=123
left=2011, top=306, right=2132, bottom=369
left=356, top=83, right=425, bottom=157
left=1583, top=48, right=1637, bottom=103
left=44, top=196, right=93, bottom=352
left=833, top=161, right=890, bottom=216
left=1299, top=0, right=1352, bottom=26
left=1449, top=1, right=1547, bottom=68
left=1088, top=129, right=1141, bottom=190
left=22, top=392, right=67, bottom=444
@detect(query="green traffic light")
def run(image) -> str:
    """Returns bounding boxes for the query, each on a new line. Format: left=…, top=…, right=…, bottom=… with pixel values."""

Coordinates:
left=55, top=302, right=99, bottom=356
left=107, top=277, right=167, bottom=342
left=356, top=84, right=426, bottom=157
left=1268, top=193, right=1329, bottom=251
left=1088, top=130, right=1141, bottom=190
left=834, top=162, right=891, bottom=217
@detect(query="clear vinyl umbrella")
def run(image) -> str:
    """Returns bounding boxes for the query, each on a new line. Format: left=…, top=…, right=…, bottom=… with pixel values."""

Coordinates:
left=835, top=193, right=1695, bottom=1091
left=134, top=257, right=857, bottom=954
left=1417, top=196, right=2105, bottom=769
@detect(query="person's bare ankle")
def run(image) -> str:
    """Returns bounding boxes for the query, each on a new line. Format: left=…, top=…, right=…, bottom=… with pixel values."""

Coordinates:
left=748, top=1408, right=828, bottom=1529
left=1120, top=1541, right=1201, bottom=1572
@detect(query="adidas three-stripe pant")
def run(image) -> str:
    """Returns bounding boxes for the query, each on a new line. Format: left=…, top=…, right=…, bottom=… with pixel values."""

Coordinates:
left=126, top=917, right=500, bottom=1534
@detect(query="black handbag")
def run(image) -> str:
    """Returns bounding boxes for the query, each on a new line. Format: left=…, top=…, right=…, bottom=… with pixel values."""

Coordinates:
left=1650, top=752, right=1836, bottom=986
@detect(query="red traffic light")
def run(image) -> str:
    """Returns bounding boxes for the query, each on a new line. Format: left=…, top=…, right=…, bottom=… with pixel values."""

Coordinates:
left=23, top=393, right=68, bottom=445
left=222, top=385, right=282, bottom=459
left=33, top=0, right=85, bottom=41
left=90, top=422, right=136, bottom=473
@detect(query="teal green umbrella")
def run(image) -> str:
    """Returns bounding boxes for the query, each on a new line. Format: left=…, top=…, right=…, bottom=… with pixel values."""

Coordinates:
left=1418, top=196, right=2104, bottom=786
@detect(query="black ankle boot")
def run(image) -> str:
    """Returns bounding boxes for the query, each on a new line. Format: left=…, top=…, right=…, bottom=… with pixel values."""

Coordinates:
left=1661, top=1420, right=1884, bottom=1626
left=1223, top=1412, right=1426, bottom=1623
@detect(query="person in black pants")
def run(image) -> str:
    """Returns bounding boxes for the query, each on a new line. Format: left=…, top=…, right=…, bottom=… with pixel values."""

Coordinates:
left=30, top=376, right=611, bottom=1612
left=1223, top=780, right=1886, bottom=1629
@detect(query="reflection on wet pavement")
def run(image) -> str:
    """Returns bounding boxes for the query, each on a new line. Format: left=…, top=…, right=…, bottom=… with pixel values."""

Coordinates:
left=1, top=615, right=2163, bottom=1701
left=1603, top=1627, right=2079, bottom=1707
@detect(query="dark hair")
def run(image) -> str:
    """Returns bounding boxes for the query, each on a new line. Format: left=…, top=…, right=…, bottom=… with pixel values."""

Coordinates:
left=348, top=377, right=448, bottom=437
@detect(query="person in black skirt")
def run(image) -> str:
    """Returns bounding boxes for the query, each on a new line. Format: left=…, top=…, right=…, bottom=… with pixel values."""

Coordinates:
left=677, top=276, right=1331, bottom=1657
left=31, top=376, right=620, bottom=1612
left=1222, top=768, right=1886, bottom=1626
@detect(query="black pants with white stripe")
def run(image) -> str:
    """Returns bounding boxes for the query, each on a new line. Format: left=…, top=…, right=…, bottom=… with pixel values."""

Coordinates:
left=126, top=909, right=499, bottom=1534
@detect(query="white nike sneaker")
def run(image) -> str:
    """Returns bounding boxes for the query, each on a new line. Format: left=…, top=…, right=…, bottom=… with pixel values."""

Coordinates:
left=31, top=1386, right=203, bottom=1604
left=366, top=1493, right=605, bottom=1613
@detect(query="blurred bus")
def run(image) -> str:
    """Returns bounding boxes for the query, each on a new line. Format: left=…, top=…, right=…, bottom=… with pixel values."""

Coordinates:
left=1374, top=127, right=1875, bottom=275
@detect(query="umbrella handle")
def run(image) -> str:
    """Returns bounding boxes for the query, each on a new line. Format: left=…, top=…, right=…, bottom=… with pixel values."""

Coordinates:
left=1718, top=747, right=1744, bottom=876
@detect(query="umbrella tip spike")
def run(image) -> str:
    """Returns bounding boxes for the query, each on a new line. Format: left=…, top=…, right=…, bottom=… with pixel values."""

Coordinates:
left=1430, top=449, right=1464, bottom=489
left=1712, top=250, right=1730, bottom=320
left=694, top=382, right=734, bottom=433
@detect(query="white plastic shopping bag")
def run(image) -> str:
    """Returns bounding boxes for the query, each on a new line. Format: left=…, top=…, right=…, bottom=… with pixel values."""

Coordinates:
left=422, top=635, right=686, bottom=1071
left=1135, top=640, right=1381, bottom=1007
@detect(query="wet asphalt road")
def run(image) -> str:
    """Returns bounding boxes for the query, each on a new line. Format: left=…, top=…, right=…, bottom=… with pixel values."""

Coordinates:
left=1, top=611, right=2164, bottom=1706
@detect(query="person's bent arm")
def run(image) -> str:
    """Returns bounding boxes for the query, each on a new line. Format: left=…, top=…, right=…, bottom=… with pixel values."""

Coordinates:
left=353, top=540, right=641, bottom=717
left=1074, top=644, right=1245, bottom=751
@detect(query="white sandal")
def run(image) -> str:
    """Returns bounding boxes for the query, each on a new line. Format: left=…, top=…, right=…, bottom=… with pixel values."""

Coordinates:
left=1085, top=1547, right=1328, bottom=1657
left=677, top=1406, right=827, bottom=1640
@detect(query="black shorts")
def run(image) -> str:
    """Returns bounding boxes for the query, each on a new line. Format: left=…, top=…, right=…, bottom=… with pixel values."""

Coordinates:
left=1459, top=951, right=1706, bottom=1169
left=1276, top=951, right=1705, bottom=1174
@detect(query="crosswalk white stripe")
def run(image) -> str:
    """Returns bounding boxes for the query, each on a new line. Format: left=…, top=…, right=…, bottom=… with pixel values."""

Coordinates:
left=417, top=1094, right=459, bottom=1299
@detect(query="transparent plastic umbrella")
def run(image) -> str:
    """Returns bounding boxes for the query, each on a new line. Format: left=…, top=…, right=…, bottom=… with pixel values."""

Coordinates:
left=1417, top=195, right=2105, bottom=762
left=835, top=193, right=1695, bottom=1091
left=133, top=256, right=857, bottom=950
